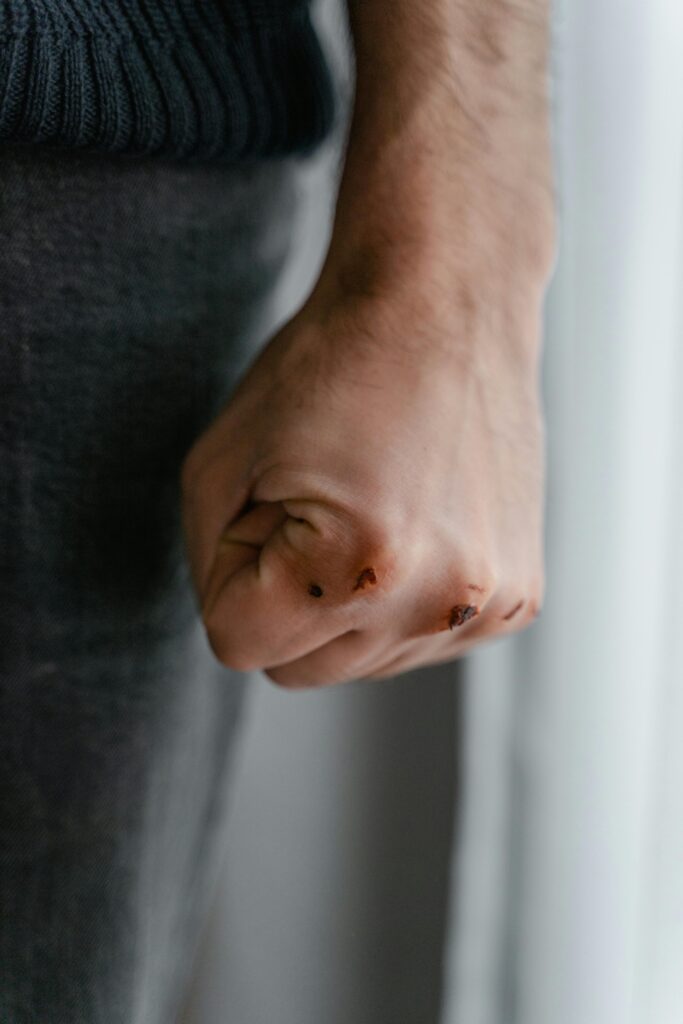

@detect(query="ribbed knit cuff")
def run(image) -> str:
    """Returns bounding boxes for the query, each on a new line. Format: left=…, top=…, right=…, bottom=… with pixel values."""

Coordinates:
left=0, top=0, right=336, bottom=161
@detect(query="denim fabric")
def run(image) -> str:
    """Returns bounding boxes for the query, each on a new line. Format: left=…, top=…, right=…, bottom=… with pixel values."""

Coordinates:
left=0, top=141, right=301, bottom=1023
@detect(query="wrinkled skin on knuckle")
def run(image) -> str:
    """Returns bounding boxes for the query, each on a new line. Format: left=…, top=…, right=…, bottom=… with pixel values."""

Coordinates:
left=278, top=501, right=403, bottom=608
left=274, top=523, right=353, bottom=606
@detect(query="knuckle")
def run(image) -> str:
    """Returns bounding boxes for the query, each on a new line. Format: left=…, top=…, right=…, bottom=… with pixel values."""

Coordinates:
left=353, top=513, right=401, bottom=579
left=413, top=551, right=500, bottom=637
left=452, top=554, right=499, bottom=608
left=363, top=513, right=396, bottom=557
left=305, top=507, right=404, bottom=598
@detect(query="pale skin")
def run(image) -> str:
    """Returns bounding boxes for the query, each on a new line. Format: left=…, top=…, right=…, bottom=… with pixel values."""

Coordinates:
left=180, top=0, right=557, bottom=688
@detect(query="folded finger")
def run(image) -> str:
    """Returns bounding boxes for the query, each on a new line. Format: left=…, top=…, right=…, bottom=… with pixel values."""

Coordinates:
left=262, top=628, right=385, bottom=688
left=201, top=512, right=369, bottom=670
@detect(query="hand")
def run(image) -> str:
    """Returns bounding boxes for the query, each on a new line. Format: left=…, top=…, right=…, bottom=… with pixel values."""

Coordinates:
left=180, top=0, right=556, bottom=687
left=180, top=239, right=549, bottom=688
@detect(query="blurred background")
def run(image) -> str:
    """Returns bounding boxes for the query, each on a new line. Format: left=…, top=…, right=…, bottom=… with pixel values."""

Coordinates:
left=182, top=1, right=683, bottom=1022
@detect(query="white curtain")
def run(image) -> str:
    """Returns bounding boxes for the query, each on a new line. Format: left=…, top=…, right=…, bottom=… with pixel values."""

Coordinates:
left=440, top=2, right=683, bottom=1023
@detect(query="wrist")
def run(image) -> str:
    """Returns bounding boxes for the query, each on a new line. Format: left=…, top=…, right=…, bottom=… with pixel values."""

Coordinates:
left=323, top=159, right=556, bottom=297
left=326, top=0, right=556, bottom=297
left=315, top=149, right=555, bottom=334
left=309, top=225, right=548, bottom=381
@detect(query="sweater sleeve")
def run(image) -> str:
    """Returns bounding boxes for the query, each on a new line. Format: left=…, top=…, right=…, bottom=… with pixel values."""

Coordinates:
left=0, top=0, right=336, bottom=160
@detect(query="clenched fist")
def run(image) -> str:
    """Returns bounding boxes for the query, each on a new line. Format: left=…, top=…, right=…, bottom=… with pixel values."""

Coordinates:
left=180, top=0, right=557, bottom=687
left=180, top=237, right=551, bottom=687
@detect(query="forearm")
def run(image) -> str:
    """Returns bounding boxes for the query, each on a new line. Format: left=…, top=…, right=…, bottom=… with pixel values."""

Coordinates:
left=318, top=0, right=556, bottom=315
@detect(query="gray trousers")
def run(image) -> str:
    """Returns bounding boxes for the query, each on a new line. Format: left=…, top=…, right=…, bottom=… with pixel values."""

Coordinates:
left=0, top=141, right=304, bottom=1024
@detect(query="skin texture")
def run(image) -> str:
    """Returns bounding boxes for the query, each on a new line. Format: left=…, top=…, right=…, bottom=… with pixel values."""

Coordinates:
left=180, top=0, right=556, bottom=689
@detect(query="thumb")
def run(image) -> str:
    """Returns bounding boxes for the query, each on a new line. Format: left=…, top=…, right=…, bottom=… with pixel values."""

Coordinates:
left=200, top=501, right=288, bottom=619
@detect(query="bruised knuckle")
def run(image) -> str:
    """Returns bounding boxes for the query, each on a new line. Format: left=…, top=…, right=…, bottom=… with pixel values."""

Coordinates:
left=304, top=511, right=404, bottom=599
left=409, top=552, right=499, bottom=637
left=450, top=553, right=499, bottom=608
left=434, top=585, right=490, bottom=635
left=352, top=513, right=402, bottom=580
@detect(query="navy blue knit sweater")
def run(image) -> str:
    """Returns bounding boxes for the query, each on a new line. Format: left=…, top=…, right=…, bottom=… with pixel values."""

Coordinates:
left=0, top=0, right=336, bottom=160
